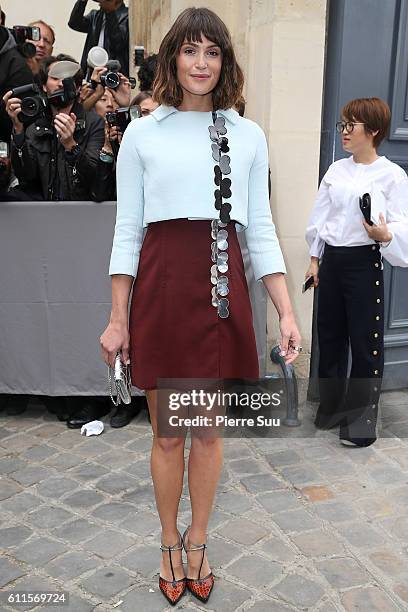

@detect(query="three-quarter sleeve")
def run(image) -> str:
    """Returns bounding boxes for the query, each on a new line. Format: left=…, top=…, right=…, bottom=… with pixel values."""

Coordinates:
left=108, top=124, right=145, bottom=276
left=305, top=174, right=331, bottom=258
left=381, top=176, right=408, bottom=267
left=244, top=128, right=286, bottom=281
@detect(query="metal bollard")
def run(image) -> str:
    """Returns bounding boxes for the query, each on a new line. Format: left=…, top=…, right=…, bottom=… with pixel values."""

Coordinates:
left=269, top=345, right=300, bottom=427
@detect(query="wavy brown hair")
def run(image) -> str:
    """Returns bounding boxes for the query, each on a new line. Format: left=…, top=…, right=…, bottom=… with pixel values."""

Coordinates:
left=153, top=7, right=244, bottom=110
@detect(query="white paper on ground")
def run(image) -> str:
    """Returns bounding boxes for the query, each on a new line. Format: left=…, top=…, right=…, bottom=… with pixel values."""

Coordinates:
left=80, top=420, right=104, bottom=436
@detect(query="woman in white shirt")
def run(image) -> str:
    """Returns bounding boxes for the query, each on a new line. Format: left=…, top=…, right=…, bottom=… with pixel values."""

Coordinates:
left=100, top=7, right=301, bottom=606
left=306, top=97, right=408, bottom=449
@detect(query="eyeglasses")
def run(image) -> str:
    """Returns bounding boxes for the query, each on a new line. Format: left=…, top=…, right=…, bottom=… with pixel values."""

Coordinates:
left=336, top=121, right=365, bottom=134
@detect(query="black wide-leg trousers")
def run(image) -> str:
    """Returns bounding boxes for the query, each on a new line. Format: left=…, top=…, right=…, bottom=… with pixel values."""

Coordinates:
left=316, top=243, right=384, bottom=439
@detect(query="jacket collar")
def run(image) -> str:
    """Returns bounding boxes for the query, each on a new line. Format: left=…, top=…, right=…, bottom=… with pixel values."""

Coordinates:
left=151, top=105, right=239, bottom=125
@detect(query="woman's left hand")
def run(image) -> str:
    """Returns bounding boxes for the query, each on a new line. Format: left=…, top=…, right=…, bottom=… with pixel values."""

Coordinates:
left=363, top=212, right=392, bottom=242
left=279, top=313, right=302, bottom=365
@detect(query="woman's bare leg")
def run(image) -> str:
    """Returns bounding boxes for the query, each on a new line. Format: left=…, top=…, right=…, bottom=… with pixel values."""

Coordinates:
left=147, top=389, right=186, bottom=580
left=185, top=436, right=224, bottom=577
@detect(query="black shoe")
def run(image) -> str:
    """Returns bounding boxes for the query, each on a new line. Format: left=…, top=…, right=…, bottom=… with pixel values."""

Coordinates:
left=110, top=396, right=147, bottom=428
left=67, top=399, right=110, bottom=429
left=339, top=425, right=376, bottom=447
left=6, top=395, right=28, bottom=415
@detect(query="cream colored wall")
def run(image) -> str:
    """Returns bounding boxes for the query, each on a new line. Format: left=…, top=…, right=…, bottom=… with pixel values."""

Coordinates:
left=2, top=0, right=88, bottom=62
left=130, top=0, right=327, bottom=369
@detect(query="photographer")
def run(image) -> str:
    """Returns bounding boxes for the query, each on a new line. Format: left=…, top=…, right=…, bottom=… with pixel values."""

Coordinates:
left=4, top=54, right=104, bottom=201
left=68, top=0, right=129, bottom=77
left=0, top=20, right=34, bottom=142
left=81, top=64, right=131, bottom=112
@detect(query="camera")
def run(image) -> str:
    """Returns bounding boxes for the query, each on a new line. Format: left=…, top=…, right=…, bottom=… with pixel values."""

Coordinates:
left=48, top=78, right=78, bottom=109
left=10, top=25, right=40, bottom=59
left=10, top=84, right=48, bottom=125
left=99, top=60, right=137, bottom=90
left=106, top=105, right=141, bottom=132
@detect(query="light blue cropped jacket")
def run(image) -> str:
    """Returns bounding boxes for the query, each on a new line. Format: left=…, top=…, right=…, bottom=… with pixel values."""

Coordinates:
left=109, top=105, right=286, bottom=281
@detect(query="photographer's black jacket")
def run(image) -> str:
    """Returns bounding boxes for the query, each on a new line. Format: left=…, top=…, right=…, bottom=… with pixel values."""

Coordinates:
left=10, top=101, right=105, bottom=201
left=68, top=1, right=129, bottom=76
left=0, top=26, right=34, bottom=143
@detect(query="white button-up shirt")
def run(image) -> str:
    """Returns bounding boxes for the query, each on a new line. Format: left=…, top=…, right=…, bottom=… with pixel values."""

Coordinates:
left=306, top=156, right=408, bottom=267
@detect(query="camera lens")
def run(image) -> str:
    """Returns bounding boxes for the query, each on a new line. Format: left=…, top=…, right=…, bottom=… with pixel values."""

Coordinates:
left=21, top=97, right=41, bottom=117
left=104, top=72, right=120, bottom=90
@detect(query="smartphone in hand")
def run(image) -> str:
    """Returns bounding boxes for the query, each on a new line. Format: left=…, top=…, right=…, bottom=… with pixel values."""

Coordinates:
left=302, top=275, right=314, bottom=293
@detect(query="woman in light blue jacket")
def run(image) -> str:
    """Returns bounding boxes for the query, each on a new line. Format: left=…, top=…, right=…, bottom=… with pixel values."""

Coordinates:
left=100, top=7, right=301, bottom=605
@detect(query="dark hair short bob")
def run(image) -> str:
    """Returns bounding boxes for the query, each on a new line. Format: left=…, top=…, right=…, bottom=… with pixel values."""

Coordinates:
left=153, top=7, right=244, bottom=110
left=341, top=97, right=391, bottom=149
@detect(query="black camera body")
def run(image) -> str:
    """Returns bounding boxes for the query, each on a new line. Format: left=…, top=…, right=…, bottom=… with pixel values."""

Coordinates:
left=48, top=78, right=78, bottom=109
left=99, top=60, right=137, bottom=90
left=10, top=25, right=40, bottom=59
left=10, top=84, right=48, bottom=125
left=106, top=105, right=141, bottom=133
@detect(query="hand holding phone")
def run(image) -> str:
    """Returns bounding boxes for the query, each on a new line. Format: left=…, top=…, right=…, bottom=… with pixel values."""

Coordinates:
left=302, top=275, right=314, bottom=293
left=359, top=192, right=373, bottom=226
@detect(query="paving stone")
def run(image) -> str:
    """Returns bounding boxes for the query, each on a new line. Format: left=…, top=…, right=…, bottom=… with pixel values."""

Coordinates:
left=75, top=439, right=112, bottom=458
left=120, top=544, right=159, bottom=578
left=357, top=495, right=394, bottom=519
left=0, top=557, right=26, bottom=587
left=198, top=577, right=252, bottom=612
left=217, top=518, right=269, bottom=545
left=30, top=423, right=65, bottom=439
left=278, top=465, right=323, bottom=486
left=43, top=452, right=85, bottom=470
left=83, top=530, right=136, bottom=558
left=92, top=501, right=135, bottom=522
left=11, top=465, right=55, bottom=487
left=207, top=536, right=242, bottom=569
left=45, top=550, right=100, bottom=580
left=228, top=457, right=265, bottom=475
left=26, top=505, right=75, bottom=530
left=0, top=434, right=36, bottom=451
left=13, top=536, right=66, bottom=565
left=59, top=594, right=95, bottom=612
left=272, top=509, right=321, bottom=533
left=273, top=573, right=325, bottom=608
left=228, top=554, right=283, bottom=588
left=103, top=428, right=137, bottom=445
left=95, top=473, right=139, bottom=495
left=266, top=450, right=303, bottom=467
left=22, top=444, right=57, bottom=462
left=260, top=537, right=297, bottom=563
left=341, top=586, right=401, bottom=612
left=240, top=473, right=284, bottom=494
left=315, top=557, right=371, bottom=589
left=314, top=459, right=357, bottom=480
left=81, top=566, right=134, bottom=598
left=367, top=464, right=408, bottom=485
left=301, top=485, right=335, bottom=502
left=122, top=483, right=155, bottom=506
left=0, top=525, right=33, bottom=547
left=368, top=549, right=407, bottom=578
left=63, top=489, right=105, bottom=509
left=290, top=530, right=345, bottom=557
left=69, top=463, right=110, bottom=481
left=36, top=476, right=78, bottom=498
left=1, top=491, right=42, bottom=514
left=0, top=456, right=27, bottom=474
left=0, top=427, right=13, bottom=441
left=256, top=490, right=303, bottom=514
left=336, top=521, right=386, bottom=548
left=393, top=583, right=408, bottom=605
left=223, top=441, right=252, bottom=459
left=247, top=600, right=294, bottom=612
left=120, top=510, right=158, bottom=536
left=117, top=582, right=176, bottom=612
left=0, top=478, right=22, bottom=500
left=214, top=490, right=253, bottom=514
left=122, top=460, right=151, bottom=480
left=48, top=431, right=83, bottom=450
left=313, top=501, right=358, bottom=523
left=125, top=437, right=152, bottom=454
left=94, top=449, right=136, bottom=469
left=53, top=518, right=101, bottom=544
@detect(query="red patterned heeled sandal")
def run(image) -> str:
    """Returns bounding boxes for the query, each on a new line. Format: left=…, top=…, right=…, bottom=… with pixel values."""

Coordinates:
left=159, top=532, right=186, bottom=606
left=182, top=526, right=215, bottom=603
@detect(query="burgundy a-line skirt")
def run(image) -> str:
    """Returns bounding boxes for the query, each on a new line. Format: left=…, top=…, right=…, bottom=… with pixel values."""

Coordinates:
left=129, top=219, right=259, bottom=390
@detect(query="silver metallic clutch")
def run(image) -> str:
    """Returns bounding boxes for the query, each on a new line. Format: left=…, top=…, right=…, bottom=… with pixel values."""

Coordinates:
left=108, top=353, right=132, bottom=406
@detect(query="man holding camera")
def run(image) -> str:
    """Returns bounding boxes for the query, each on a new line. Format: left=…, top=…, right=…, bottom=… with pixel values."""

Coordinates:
left=69, top=0, right=129, bottom=77
left=4, top=55, right=104, bottom=201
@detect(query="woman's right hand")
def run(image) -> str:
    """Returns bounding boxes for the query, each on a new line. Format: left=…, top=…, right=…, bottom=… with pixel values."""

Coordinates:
left=100, top=322, right=130, bottom=368
left=305, top=257, right=319, bottom=288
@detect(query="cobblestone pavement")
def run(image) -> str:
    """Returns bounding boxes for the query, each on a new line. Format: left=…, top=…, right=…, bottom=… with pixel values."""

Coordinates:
left=1, top=390, right=408, bottom=612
